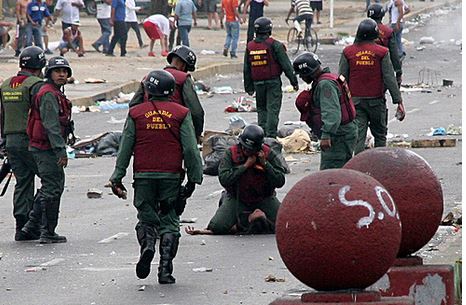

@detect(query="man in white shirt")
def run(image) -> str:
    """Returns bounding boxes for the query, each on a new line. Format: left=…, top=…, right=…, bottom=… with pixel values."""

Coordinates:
left=92, top=0, right=112, bottom=53
left=142, top=14, right=169, bottom=57
left=54, top=0, right=84, bottom=31
left=125, top=0, right=145, bottom=48
left=388, top=0, right=409, bottom=60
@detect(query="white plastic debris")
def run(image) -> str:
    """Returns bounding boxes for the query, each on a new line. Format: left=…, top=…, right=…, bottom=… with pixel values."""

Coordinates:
left=420, top=36, right=435, bottom=44
left=200, top=50, right=216, bottom=55
left=192, top=267, right=213, bottom=272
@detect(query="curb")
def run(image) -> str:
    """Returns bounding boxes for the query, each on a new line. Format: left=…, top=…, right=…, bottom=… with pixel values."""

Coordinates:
left=71, top=62, right=244, bottom=106
left=70, top=0, right=458, bottom=107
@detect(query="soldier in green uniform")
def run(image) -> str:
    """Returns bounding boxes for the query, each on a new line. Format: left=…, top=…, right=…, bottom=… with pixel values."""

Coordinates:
left=0, top=46, right=45, bottom=241
left=338, top=19, right=405, bottom=155
left=22, top=56, right=74, bottom=244
left=367, top=3, right=403, bottom=87
left=109, top=70, right=203, bottom=284
left=244, top=17, right=299, bottom=138
left=186, top=125, right=286, bottom=235
left=293, top=52, right=358, bottom=170
left=129, top=46, right=204, bottom=141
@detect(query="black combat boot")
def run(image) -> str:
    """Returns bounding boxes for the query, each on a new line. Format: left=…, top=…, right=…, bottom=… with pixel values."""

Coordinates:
left=14, top=215, right=29, bottom=241
left=17, top=194, right=43, bottom=241
left=135, top=224, right=157, bottom=279
left=158, top=233, right=179, bottom=284
left=39, top=198, right=67, bottom=244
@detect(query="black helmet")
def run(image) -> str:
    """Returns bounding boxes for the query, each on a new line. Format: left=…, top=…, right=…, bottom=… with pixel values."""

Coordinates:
left=254, top=17, right=273, bottom=34
left=19, top=46, right=46, bottom=69
left=167, top=45, right=197, bottom=72
left=293, top=52, right=321, bottom=77
left=143, top=70, right=176, bottom=97
left=367, top=3, right=385, bottom=21
left=356, top=19, right=379, bottom=41
left=44, top=56, right=72, bottom=78
left=239, top=124, right=265, bottom=152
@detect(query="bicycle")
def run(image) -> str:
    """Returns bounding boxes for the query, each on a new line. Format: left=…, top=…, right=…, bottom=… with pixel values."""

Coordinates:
left=286, top=18, right=318, bottom=55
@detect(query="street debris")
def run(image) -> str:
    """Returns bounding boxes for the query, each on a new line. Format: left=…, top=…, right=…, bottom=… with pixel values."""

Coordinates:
left=192, top=267, right=213, bottom=272
left=226, top=116, right=247, bottom=135
left=97, top=100, right=129, bottom=111
left=446, top=124, right=462, bottom=135
left=282, top=85, right=295, bottom=93
left=180, top=218, right=198, bottom=223
left=277, top=129, right=315, bottom=153
left=335, top=36, right=355, bottom=46
left=416, top=46, right=426, bottom=51
left=212, top=86, right=234, bottom=94
left=440, top=212, right=462, bottom=226
left=72, top=132, right=122, bottom=157
left=200, top=240, right=206, bottom=245
left=429, top=127, right=447, bottom=136
left=442, top=79, right=454, bottom=87
left=264, top=274, right=285, bottom=282
left=84, top=78, right=107, bottom=84
left=410, top=138, right=456, bottom=148
left=107, top=116, right=126, bottom=124
left=138, top=285, right=145, bottom=292
left=200, top=50, right=216, bottom=55
left=97, top=232, right=129, bottom=244
left=87, top=188, right=103, bottom=199
left=194, top=81, right=210, bottom=94
left=224, top=96, right=256, bottom=112
left=420, top=36, right=435, bottom=44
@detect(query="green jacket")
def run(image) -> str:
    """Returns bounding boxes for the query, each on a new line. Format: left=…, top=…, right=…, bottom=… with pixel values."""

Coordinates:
left=218, top=147, right=286, bottom=190
left=1, top=71, right=43, bottom=148
left=338, top=44, right=402, bottom=104
left=129, top=70, right=204, bottom=139
left=30, top=82, right=67, bottom=159
left=243, top=35, right=298, bottom=93
left=110, top=98, right=203, bottom=185
left=313, top=67, right=356, bottom=140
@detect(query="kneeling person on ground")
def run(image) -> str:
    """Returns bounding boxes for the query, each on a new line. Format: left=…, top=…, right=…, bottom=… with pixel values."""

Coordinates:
left=109, top=70, right=203, bottom=284
left=58, top=21, right=84, bottom=57
left=186, top=124, right=286, bottom=235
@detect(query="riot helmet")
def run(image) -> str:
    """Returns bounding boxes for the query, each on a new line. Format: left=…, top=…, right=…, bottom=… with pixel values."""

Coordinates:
left=367, top=3, right=385, bottom=21
left=254, top=17, right=273, bottom=35
left=44, top=56, right=72, bottom=78
left=167, top=45, right=197, bottom=72
left=19, top=46, right=46, bottom=70
left=143, top=70, right=176, bottom=98
left=239, top=124, right=265, bottom=152
left=356, top=19, right=379, bottom=41
left=293, top=52, right=321, bottom=77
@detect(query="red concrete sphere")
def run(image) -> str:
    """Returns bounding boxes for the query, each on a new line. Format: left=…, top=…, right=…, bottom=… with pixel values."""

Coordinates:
left=276, top=169, right=402, bottom=291
left=344, top=148, right=444, bottom=257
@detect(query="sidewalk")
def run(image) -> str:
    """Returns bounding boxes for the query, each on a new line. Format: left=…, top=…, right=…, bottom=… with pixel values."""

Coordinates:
left=0, top=0, right=459, bottom=105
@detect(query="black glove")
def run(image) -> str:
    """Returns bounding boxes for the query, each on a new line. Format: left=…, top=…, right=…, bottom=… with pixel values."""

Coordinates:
left=181, top=181, right=196, bottom=199
left=175, top=181, right=195, bottom=215
left=110, top=181, right=127, bottom=199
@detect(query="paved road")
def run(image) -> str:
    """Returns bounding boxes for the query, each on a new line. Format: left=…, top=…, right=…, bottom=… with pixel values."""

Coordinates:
left=0, top=3, right=461, bottom=305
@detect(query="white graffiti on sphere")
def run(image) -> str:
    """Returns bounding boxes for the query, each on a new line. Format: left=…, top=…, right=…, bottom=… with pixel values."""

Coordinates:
left=338, top=185, right=375, bottom=228
left=338, top=185, right=398, bottom=228
left=375, top=186, right=398, bottom=218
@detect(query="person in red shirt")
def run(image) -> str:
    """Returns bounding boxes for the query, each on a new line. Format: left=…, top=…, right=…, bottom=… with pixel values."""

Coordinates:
left=221, top=0, right=242, bottom=58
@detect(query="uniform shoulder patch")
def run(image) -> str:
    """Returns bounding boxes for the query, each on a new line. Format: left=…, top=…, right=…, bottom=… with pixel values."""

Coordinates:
left=323, top=87, right=332, bottom=98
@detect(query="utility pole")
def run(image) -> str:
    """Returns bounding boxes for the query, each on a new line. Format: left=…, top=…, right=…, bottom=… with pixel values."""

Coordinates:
left=329, top=0, right=334, bottom=28
left=0, top=0, right=3, bottom=18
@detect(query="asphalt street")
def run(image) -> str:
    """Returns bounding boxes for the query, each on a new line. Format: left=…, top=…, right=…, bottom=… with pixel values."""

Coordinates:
left=0, top=3, right=462, bottom=305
